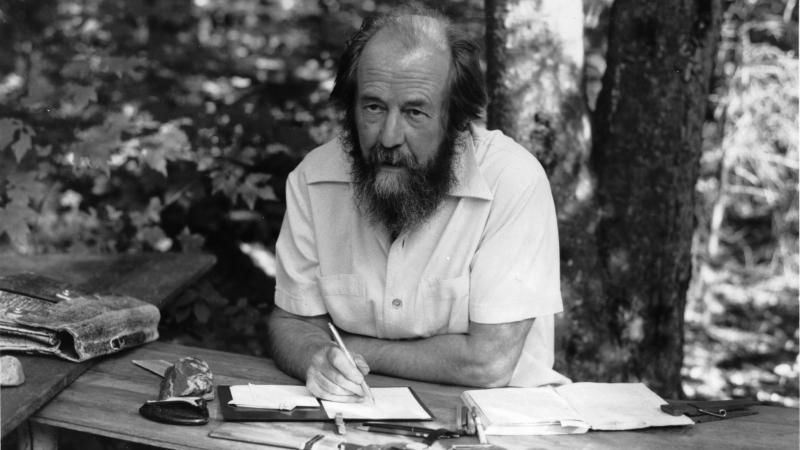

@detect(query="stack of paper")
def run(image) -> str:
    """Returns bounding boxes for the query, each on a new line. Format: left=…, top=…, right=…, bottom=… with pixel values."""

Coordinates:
left=228, top=384, right=319, bottom=410
left=460, top=382, right=694, bottom=436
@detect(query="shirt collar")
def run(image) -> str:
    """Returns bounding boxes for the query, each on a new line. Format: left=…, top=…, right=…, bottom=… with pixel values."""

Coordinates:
left=305, top=130, right=493, bottom=201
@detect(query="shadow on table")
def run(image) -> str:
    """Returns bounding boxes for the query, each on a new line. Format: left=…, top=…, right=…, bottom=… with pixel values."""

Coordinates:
left=3, top=428, right=162, bottom=450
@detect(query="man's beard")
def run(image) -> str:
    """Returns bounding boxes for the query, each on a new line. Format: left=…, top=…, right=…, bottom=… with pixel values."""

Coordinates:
left=344, top=128, right=458, bottom=238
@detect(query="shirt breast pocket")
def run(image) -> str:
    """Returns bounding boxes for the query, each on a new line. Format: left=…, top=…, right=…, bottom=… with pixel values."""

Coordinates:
left=318, top=274, right=374, bottom=335
left=419, top=274, right=470, bottom=335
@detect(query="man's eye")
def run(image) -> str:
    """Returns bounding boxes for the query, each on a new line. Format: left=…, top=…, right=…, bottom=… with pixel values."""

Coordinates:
left=406, top=109, right=426, bottom=118
left=364, top=104, right=383, bottom=112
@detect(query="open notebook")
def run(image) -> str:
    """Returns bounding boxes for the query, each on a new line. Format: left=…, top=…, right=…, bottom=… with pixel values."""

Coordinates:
left=218, top=384, right=433, bottom=421
left=460, top=382, right=694, bottom=435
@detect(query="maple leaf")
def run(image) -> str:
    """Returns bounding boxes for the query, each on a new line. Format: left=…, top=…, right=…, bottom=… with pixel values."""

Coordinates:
left=71, top=113, right=134, bottom=170
left=0, top=202, right=37, bottom=251
left=160, top=122, right=192, bottom=161
left=64, top=83, right=98, bottom=112
left=11, top=126, right=34, bottom=163
left=6, top=172, right=48, bottom=206
left=0, top=118, right=35, bottom=162
left=130, top=197, right=164, bottom=229
left=20, top=55, right=56, bottom=110
left=142, top=146, right=168, bottom=175
left=177, top=226, right=206, bottom=254
left=0, top=118, right=19, bottom=151
left=210, top=165, right=243, bottom=200
left=139, top=121, right=192, bottom=175
left=237, top=173, right=276, bottom=209
left=197, top=156, right=215, bottom=171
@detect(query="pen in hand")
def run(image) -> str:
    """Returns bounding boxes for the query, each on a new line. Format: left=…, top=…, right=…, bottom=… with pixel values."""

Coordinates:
left=327, top=322, right=375, bottom=404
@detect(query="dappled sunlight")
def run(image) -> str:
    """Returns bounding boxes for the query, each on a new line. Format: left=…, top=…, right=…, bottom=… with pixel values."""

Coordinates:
left=239, top=241, right=277, bottom=278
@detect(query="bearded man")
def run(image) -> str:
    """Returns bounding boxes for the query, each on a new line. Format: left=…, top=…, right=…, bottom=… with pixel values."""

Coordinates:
left=267, top=5, right=569, bottom=402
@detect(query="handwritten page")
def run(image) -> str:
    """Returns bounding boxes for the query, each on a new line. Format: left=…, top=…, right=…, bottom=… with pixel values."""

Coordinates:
left=320, top=387, right=432, bottom=420
left=228, top=384, right=320, bottom=410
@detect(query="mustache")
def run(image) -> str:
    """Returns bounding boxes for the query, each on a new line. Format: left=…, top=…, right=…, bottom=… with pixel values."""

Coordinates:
left=368, top=144, right=416, bottom=167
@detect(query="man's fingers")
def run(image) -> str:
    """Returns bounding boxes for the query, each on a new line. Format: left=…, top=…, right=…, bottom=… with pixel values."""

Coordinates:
left=306, top=369, right=365, bottom=402
left=310, top=377, right=365, bottom=403
left=353, top=354, right=370, bottom=376
left=305, top=345, right=367, bottom=402
left=318, top=360, right=365, bottom=396
left=329, top=347, right=366, bottom=382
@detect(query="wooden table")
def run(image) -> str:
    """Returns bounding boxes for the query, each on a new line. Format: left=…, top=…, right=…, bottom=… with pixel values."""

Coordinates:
left=29, top=341, right=800, bottom=450
left=0, top=252, right=216, bottom=437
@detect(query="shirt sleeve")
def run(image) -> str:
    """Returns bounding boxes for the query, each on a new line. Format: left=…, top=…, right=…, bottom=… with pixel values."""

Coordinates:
left=274, top=168, right=328, bottom=316
left=468, top=155, right=563, bottom=324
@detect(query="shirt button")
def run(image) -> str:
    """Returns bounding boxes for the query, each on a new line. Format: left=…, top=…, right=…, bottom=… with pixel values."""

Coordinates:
left=391, top=298, right=402, bottom=308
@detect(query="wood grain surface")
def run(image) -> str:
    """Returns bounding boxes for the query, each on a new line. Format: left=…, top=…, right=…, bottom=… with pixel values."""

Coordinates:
left=0, top=252, right=216, bottom=436
left=31, top=341, right=800, bottom=450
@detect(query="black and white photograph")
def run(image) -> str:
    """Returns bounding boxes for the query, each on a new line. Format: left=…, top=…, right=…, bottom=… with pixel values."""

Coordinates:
left=0, top=1, right=797, bottom=449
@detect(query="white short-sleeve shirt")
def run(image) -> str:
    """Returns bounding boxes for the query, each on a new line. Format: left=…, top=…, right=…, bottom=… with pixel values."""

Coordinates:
left=275, top=124, right=570, bottom=387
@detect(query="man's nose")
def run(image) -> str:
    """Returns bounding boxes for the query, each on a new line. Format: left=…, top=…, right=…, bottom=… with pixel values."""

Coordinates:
left=379, top=109, right=403, bottom=149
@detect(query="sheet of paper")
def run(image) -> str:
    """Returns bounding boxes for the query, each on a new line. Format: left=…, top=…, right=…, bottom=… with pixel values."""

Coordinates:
left=320, top=387, right=432, bottom=420
left=556, top=382, right=694, bottom=430
left=228, top=384, right=320, bottom=410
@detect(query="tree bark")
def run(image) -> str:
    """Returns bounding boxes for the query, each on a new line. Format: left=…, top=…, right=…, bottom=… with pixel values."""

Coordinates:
left=485, top=0, right=721, bottom=397
left=587, top=0, right=721, bottom=397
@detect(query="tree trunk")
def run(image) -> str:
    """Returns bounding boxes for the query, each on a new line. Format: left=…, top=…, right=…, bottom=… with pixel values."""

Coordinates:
left=587, top=0, right=721, bottom=397
left=485, top=0, right=721, bottom=397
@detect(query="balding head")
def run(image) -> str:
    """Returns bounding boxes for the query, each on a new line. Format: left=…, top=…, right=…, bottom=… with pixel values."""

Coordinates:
left=330, top=3, right=487, bottom=136
left=371, top=12, right=450, bottom=55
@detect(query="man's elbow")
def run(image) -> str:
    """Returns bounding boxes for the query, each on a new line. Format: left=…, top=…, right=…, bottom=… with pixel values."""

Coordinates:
left=462, top=319, right=533, bottom=387
left=464, top=355, right=517, bottom=388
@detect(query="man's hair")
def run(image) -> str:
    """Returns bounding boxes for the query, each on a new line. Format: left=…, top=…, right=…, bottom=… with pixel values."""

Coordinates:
left=329, top=3, right=487, bottom=133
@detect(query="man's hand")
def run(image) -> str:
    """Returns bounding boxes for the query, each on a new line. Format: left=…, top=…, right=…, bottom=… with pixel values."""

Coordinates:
left=267, top=307, right=373, bottom=402
left=306, top=344, right=371, bottom=402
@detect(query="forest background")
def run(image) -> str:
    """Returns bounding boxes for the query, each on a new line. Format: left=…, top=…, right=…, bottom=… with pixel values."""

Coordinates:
left=0, top=0, right=797, bottom=407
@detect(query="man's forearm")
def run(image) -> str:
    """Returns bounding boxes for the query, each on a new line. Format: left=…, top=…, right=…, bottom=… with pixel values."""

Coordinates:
left=266, top=310, right=332, bottom=381
left=344, top=320, right=533, bottom=388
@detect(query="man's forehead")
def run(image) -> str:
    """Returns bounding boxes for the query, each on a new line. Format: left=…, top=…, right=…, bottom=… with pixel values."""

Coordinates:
left=358, top=26, right=451, bottom=87
left=356, top=52, right=450, bottom=107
